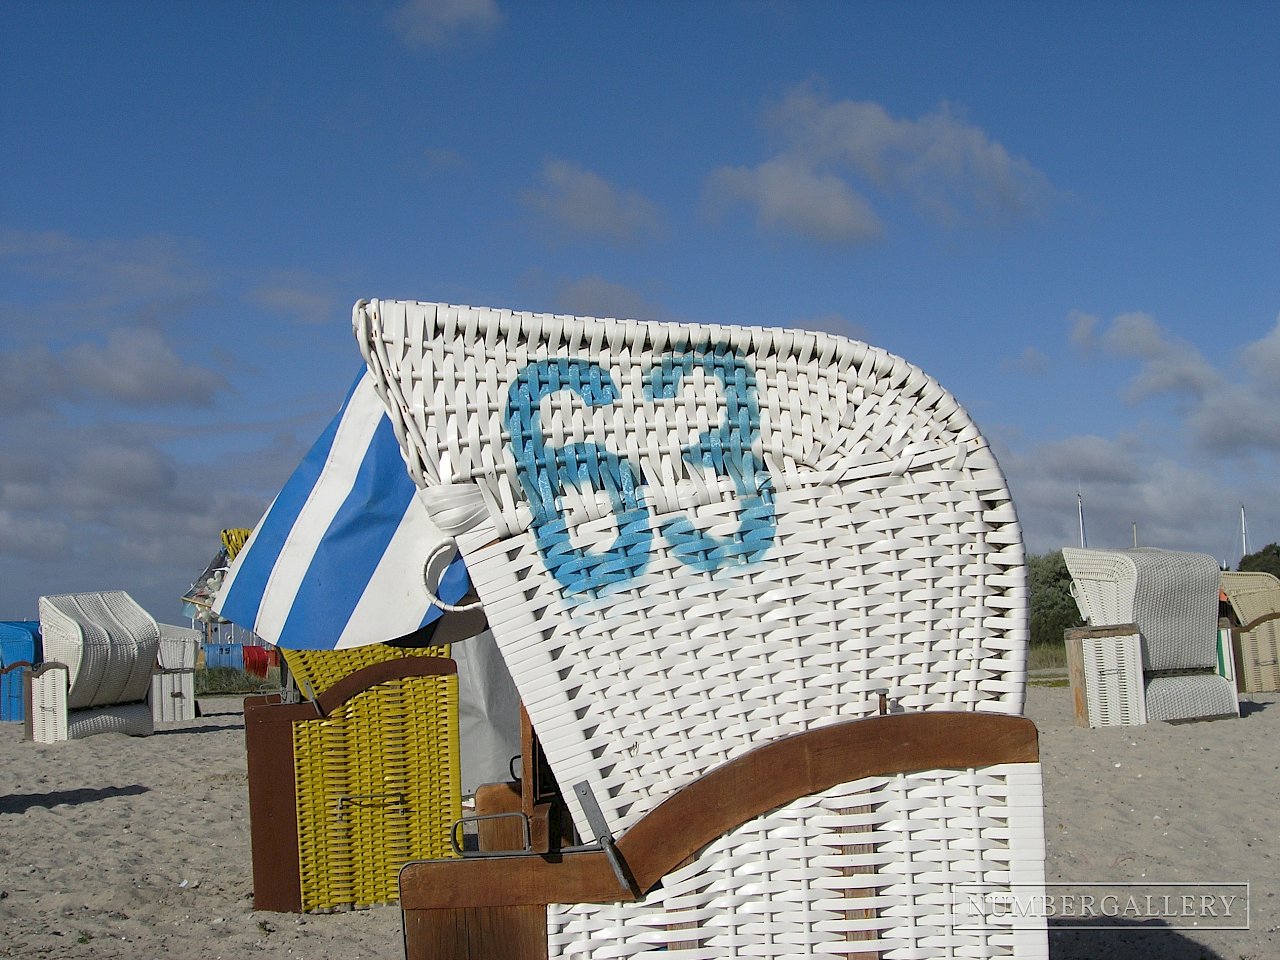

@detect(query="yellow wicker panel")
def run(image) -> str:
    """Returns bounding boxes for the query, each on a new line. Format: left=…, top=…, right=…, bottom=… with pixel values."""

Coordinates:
left=221, top=527, right=253, bottom=561
left=282, top=643, right=450, bottom=697
left=293, top=671, right=461, bottom=911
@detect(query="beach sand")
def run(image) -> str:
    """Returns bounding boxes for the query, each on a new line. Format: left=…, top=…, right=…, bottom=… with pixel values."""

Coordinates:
left=0, top=687, right=1275, bottom=959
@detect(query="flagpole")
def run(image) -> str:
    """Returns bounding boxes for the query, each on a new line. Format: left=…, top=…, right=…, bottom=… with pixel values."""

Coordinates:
left=1077, top=490, right=1087, bottom=549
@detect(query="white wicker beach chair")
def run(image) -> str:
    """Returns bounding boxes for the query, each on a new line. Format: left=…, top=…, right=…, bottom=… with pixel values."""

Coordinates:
left=1220, top=571, right=1280, bottom=693
left=34, top=591, right=161, bottom=740
left=150, top=622, right=201, bottom=723
left=357, top=300, right=1046, bottom=959
left=1062, top=548, right=1238, bottom=722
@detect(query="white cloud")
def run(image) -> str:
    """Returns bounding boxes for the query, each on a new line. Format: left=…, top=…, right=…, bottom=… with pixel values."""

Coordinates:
left=1068, top=310, right=1099, bottom=349
left=707, top=84, right=1056, bottom=244
left=704, top=159, right=882, bottom=244
left=246, top=271, right=340, bottom=325
left=1003, top=434, right=1241, bottom=560
left=0, top=509, right=69, bottom=561
left=388, top=0, right=503, bottom=49
left=1099, top=311, right=1219, bottom=401
left=0, top=228, right=211, bottom=321
left=1001, top=310, right=1280, bottom=562
left=524, top=160, right=664, bottom=244
left=65, top=327, right=226, bottom=408
left=553, top=276, right=665, bottom=322
left=1003, top=345, right=1050, bottom=376
left=767, top=86, right=1056, bottom=224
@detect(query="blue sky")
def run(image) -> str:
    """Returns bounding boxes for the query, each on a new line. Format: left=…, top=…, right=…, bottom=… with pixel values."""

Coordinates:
left=3, top=1, right=1279, bottom=621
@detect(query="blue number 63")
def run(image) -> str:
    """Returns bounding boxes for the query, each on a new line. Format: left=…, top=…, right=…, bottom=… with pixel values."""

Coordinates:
left=504, top=351, right=776, bottom=597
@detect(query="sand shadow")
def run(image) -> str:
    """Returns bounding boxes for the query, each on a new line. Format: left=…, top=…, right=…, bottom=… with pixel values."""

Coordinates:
left=0, top=784, right=150, bottom=814
left=1049, top=916, right=1232, bottom=959
left=1237, top=698, right=1272, bottom=718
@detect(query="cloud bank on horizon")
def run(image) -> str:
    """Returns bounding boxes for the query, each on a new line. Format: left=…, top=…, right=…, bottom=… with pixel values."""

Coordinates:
left=2, top=1, right=1277, bottom=619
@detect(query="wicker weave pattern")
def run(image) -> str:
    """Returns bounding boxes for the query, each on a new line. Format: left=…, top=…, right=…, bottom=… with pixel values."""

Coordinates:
left=28, top=664, right=68, bottom=743
left=548, top=763, right=1045, bottom=960
left=1220, top=571, right=1280, bottom=692
left=1145, top=674, right=1238, bottom=723
left=292, top=671, right=461, bottom=911
left=39, top=592, right=159, bottom=710
left=1079, top=632, right=1146, bottom=727
left=66, top=702, right=153, bottom=738
left=150, top=671, right=196, bottom=724
left=357, top=300, right=1027, bottom=840
left=282, top=642, right=450, bottom=699
left=157, top=623, right=200, bottom=671
left=1063, top=548, right=1219, bottom=672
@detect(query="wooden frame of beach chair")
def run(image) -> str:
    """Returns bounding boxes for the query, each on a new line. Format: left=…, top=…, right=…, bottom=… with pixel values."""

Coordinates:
left=353, top=300, right=1048, bottom=958
left=402, top=712, right=1042, bottom=960
left=1063, top=625, right=1147, bottom=727
left=243, top=608, right=485, bottom=913
left=1219, top=571, right=1280, bottom=693
left=1062, top=548, right=1238, bottom=723
left=149, top=622, right=201, bottom=724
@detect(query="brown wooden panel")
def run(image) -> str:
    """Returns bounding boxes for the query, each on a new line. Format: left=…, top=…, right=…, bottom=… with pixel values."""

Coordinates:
left=403, top=907, right=469, bottom=960
left=465, top=905, right=548, bottom=960
left=401, top=850, right=626, bottom=909
left=1064, top=632, right=1090, bottom=727
left=1066, top=623, right=1141, bottom=640
left=404, top=905, right=548, bottom=960
left=475, top=782, right=528, bottom=853
left=243, top=693, right=317, bottom=912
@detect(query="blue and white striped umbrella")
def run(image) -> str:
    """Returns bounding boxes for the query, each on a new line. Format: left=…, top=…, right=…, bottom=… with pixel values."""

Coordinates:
left=214, top=371, right=470, bottom=650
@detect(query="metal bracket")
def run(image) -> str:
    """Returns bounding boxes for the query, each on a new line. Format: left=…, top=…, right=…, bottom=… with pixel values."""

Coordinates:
left=449, top=811, right=533, bottom=857
left=573, top=781, right=640, bottom=899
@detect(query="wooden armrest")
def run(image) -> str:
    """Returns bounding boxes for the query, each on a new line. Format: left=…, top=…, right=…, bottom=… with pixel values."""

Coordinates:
left=400, top=711, right=1038, bottom=910
left=0, top=660, right=35, bottom=677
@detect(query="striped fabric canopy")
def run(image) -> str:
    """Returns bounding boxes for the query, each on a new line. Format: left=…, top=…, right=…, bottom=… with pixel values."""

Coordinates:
left=214, top=372, right=470, bottom=650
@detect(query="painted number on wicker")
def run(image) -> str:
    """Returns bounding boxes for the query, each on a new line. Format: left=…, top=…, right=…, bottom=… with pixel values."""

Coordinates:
left=644, top=350, right=775, bottom=571
left=505, top=351, right=776, bottom=596
left=506, top=358, right=652, bottom=596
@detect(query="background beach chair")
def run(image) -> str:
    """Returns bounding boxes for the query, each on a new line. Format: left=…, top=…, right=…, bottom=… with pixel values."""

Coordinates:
left=243, top=611, right=485, bottom=912
left=353, top=300, right=1047, bottom=959
left=150, top=621, right=201, bottom=724
left=1062, top=625, right=1147, bottom=727
left=1063, top=548, right=1239, bottom=722
left=1219, top=571, right=1280, bottom=693
left=0, top=620, right=40, bottom=723
left=33, top=591, right=160, bottom=741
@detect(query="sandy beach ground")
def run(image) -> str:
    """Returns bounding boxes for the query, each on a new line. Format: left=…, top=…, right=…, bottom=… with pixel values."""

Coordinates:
left=1, top=686, right=1276, bottom=959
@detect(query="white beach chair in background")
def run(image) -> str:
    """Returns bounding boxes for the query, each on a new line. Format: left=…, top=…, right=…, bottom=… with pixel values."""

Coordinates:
left=353, top=300, right=1047, bottom=959
left=32, top=591, right=161, bottom=741
left=1219, top=570, right=1280, bottom=693
left=1063, top=548, right=1238, bottom=723
left=150, top=622, right=201, bottom=723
